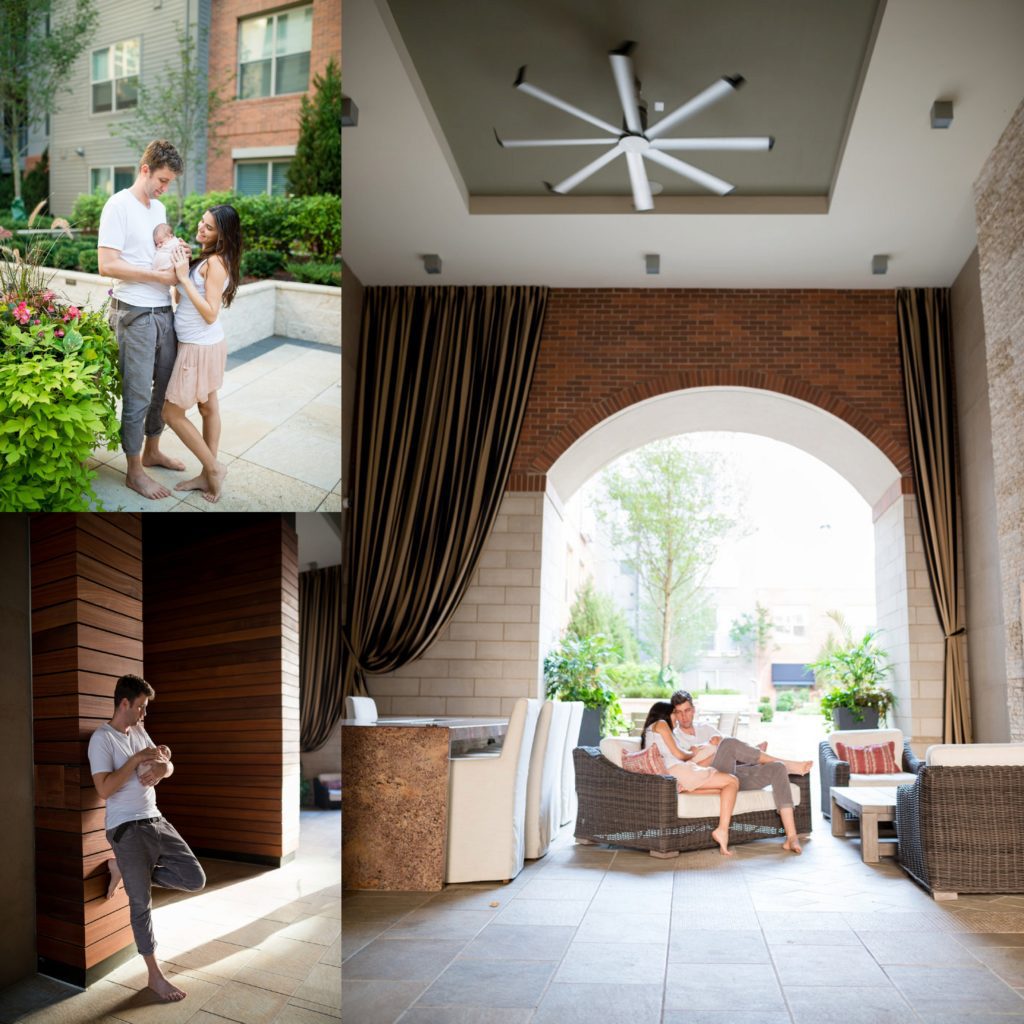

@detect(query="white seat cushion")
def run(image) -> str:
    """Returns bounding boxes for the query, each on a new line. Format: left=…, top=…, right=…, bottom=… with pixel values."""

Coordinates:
left=600, top=736, right=640, bottom=763
left=848, top=772, right=918, bottom=786
left=677, top=783, right=801, bottom=818
left=925, top=742, right=1024, bottom=766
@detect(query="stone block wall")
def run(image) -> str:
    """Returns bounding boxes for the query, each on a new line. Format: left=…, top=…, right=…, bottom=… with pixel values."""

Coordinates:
left=973, top=98, right=1024, bottom=741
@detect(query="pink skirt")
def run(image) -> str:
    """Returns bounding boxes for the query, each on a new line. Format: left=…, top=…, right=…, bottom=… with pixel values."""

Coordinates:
left=165, top=340, right=227, bottom=409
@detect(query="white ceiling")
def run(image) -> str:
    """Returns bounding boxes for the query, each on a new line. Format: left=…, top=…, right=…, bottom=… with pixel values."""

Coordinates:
left=342, top=0, right=1024, bottom=288
left=296, top=512, right=341, bottom=571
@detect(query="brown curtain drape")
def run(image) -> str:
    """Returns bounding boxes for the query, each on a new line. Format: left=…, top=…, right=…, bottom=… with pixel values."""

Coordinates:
left=300, top=564, right=342, bottom=752
left=342, top=285, right=548, bottom=699
left=896, top=287, right=971, bottom=743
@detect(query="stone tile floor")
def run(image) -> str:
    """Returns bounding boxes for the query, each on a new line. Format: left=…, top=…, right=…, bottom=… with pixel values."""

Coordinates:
left=88, top=337, right=341, bottom=512
left=344, top=797, right=1024, bottom=1023
left=0, top=811, right=341, bottom=1024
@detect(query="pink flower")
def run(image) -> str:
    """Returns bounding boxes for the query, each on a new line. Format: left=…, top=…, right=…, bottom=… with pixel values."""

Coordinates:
left=14, top=302, right=31, bottom=325
left=67, top=306, right=80, bottom=319
left=46, top=305, right=55, bottom=313
left=41, top=290, right=55, bottom=301
left=107, top=288, right=113, bottom=296
left=55, top=329, right=64, bottom=338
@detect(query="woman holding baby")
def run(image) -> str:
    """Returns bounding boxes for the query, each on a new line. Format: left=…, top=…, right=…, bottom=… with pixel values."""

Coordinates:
left=160, top=205, right=244, bottom=503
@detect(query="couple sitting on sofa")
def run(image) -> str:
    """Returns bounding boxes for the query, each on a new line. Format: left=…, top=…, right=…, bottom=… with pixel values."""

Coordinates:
left=639, top=690, right=812, bottom=857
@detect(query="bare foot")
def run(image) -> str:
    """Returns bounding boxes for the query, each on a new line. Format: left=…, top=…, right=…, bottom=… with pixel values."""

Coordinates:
left=783, top=835, right=803, bottom=855
left=201, top=462, right=227, bottom=504
left=783, top=759, right=814, bottom=776
left=757, top=741, right=768, bottom=751
left=106, top=857, right=122, bottom=900
left=126, top=472, right=171, bottom=500
left=174, top=472, right=209, bottom=493
left=147, top=974, right=187, bottom=1002
left=142, top=451, right=186, bottom=471
left=711, top=827, right=734, bottom=857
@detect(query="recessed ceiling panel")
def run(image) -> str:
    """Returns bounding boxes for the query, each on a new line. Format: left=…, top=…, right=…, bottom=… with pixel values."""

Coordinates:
left=386, top=0, right=882, bottom=200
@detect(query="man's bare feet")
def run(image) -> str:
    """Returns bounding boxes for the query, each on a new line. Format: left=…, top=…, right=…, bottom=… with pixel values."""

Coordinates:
left=783, top=835, right=803, bottom=855
left=106, top=857, right=122, bottom=900
left=126, top=472, right=171, bottom=500
left=201, top=462, right=227, bottom=504
left=142, top=451, right=186, bottom=471
left=147, top=973, right=186, bottom=1003
left=711, top=826, right=734, bottom=857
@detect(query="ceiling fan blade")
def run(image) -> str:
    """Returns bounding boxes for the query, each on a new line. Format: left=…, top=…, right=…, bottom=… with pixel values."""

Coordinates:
left=624, top=151, right=653, bottom=211
left=646, top=75, right=744, bottom=140
left=609, top=41, right=643, bottom=134
left=652, top=136, right=774, bottom=151
left=546, top=145, right=623, bottom=194
left=494, top=130, right=621, bottom=148
left=643, top=147, right=735, bottom=195
left=514, top=66, right=621, bottom=136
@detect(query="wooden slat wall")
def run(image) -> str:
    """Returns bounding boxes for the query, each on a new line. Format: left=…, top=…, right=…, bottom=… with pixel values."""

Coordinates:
left=142, top=515, right=300, bottom=863
left=31, top=513, right=143, bottom=976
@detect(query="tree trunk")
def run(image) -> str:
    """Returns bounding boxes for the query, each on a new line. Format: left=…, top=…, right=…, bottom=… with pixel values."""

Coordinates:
left=660, top=592, right=672, bottom=674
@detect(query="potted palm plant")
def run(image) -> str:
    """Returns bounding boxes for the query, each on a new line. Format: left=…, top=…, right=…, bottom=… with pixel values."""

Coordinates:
left=543, top=633, right=628, bottom=744
left=807, top=612, right=896, bottom=730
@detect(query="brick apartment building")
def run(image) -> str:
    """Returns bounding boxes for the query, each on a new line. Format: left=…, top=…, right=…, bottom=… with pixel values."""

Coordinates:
left=206, top=0, right=341, bottom=194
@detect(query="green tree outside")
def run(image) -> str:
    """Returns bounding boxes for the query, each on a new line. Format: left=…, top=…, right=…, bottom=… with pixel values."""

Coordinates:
left=0, top=0, right=99, bottom=203
left=593, top=439, right=736, bottom=676
left=288, top=58, right=341, bottom=197
left=566, top=579, right=639, bottom=662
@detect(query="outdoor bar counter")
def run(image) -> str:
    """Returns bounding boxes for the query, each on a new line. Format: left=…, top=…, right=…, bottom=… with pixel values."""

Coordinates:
left=342, top=717, right=508, bottom=890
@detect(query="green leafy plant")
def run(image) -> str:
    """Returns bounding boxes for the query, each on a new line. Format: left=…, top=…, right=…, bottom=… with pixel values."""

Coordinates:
left=543, top=634, right=629, bottom=736
left=242, top=249, right=287, bottom=279
left=70, top=189, right=108, bottom=231
left=285, top=260, right=340, bottom=287
left=604, top=661, right=669, bottom=698
left=288, top=58, right=341, bottom=197
left=808, top=611, right=895, bottom=727
left=775, top=691, right=796, bottom=712
left=758, top=697, right=774, bottom=723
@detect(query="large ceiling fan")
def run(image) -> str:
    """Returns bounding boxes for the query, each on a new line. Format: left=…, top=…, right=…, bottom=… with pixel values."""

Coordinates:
left=495, top=41, right=773, bottom=211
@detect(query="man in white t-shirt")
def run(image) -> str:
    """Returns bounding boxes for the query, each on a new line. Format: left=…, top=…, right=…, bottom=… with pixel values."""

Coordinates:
left=88, top=674, right=205, bottom=1003
left=97, top=139, right=187, bottom=501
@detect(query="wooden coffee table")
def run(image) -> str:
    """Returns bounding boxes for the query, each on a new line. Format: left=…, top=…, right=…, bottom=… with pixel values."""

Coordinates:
left=830, top=786, right=899, bottom=863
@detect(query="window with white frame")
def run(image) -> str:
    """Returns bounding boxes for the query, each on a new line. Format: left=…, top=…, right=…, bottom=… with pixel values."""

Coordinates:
left=90, top=166, right=135, bottom=196
left=234, top=160, right=291, bottom=196
left=774, top=607, right=808, bottom=638
left=237, top=6, right=313, bottom=99
left=91, top=39, right=140, bottom=113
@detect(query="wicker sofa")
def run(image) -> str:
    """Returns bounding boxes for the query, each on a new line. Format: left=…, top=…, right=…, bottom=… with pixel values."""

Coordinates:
left=897, top=743, right=1024, bottom=899
left=818, top=728, right=923, bottom=820
left=573, top=738, right=811, bottom=857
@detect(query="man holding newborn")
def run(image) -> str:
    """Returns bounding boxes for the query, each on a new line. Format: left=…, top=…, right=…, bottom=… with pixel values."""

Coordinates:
left=87, top=673, right=206, bottom=1003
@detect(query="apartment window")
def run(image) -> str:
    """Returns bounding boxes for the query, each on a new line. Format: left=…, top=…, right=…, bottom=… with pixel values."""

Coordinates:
left=235, top=160, right=291, bottom=196
left=238, top=6, right=313, bottom=99
left=90, top=166, right=135, bottom=195
left=92, top=39, right=140, bottom=113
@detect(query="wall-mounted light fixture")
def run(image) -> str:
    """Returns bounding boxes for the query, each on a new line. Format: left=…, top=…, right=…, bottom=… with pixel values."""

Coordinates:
left=645, top=254, right=660, bottom=275
left=930, top=99, right=953, bottom=129
left=423, top=254, right=442, bottom=275
left=74, top=147, right=85, bottom=157
left=871, top=254, right=888, bottom=275
left=342, top=97, right=359, bottom=127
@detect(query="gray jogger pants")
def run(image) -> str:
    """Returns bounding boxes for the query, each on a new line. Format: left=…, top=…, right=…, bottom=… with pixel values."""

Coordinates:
left=709, top=737, right=794, bottom=810
left=110, top=304, right=177, bottom=456
left=107, top=817, right=206, bottom=956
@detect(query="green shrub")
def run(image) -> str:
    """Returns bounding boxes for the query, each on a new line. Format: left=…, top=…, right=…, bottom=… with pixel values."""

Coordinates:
left=22, top=149, right=50, bottom=215
left=286, top=260, right=340, bottom=287
left=71, top=190, right=109, bottom=231
left=180, top=190, right=235, bottom=236
left=775, top=691, right=796, bottom=712
left=758, top=697, right=774, bottom=723
left=242, top=249, right=286, bottom=279
left=604, top=662, right=668, bottom=698
left=77, top=249, right=99, bottom=274
left=292, top=194, right=340, bottom=256
left=544, top=634, right=630, bottom=736
left=0, top=308, right=120, bottom=511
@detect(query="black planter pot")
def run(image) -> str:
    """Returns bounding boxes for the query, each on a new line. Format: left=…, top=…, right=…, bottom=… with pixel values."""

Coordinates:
left=832, top=707, right=880, bottom=730
left=578, top=707, right=601, bottom=746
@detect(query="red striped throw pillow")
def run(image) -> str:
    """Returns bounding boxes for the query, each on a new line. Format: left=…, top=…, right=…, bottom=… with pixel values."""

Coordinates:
left=621, top=744, right=667, bottom=775
left=834, top=740, right=898, bottom=774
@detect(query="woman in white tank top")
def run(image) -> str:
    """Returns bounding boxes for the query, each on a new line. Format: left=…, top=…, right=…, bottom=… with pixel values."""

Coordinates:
left=640, top=701, right=740, bottom=856
left=162, top=204, right=242, bottom=503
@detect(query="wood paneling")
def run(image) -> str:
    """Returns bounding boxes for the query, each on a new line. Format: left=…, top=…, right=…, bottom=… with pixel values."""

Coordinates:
left=143, top=515, right=300, bottom=864
left=31, top=514, right=143, bottom=981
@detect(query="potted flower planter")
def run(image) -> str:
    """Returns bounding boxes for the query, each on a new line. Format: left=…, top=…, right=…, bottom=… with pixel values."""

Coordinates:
left=832, top=707, right=880, bottom=731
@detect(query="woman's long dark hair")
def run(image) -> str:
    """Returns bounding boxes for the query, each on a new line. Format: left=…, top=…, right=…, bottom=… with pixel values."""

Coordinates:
left=190, top=204, right=243, bottom=308
left=639, top=701, right=674, bottom=750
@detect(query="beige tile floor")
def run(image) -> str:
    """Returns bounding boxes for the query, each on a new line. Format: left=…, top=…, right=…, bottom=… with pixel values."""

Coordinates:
left=87, top=338, right=341, bottom=512
left=343, top=720, right=1024, bottom=1024
left=0, top=811, right=341, bottom=1024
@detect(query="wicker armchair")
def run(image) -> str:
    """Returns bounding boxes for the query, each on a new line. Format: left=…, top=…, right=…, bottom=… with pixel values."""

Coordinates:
left=819, top=731, right=924, bottom=820
left=897, top=746, right=1024, bottom=899
left=573, top=746, right=811, bottom=856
